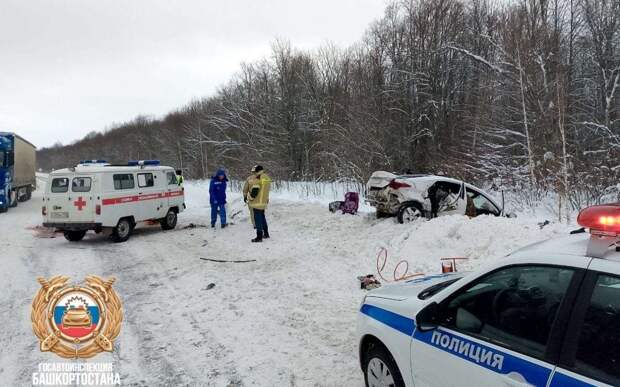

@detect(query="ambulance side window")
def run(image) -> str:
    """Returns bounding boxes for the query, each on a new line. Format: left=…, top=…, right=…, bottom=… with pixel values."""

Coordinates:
left=167, top=172, right=177, bottom=185
left=51, top=178, right=69, bottom=193
left=72, top=177, right=92, bottom=192
left=572, top=274, right=620, bottom=386
left=137, top=173, right=154, bottom=188
left=113, top=174, right=135, bottom=190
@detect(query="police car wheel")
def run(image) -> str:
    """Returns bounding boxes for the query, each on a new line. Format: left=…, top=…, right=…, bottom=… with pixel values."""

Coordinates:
left=363, top=345, right=404, bottom=387
left=161, top=210, right=177, bottom=230
left=64, top=230, right=86, bottom=242
left=112, top=218, right=133, bottom=243
left=397, top=202, right=422, bottom=224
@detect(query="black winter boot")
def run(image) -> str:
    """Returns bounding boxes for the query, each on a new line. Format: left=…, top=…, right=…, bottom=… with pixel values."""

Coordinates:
left=251, top=230, right=263, bottom=243
left=263, top=227, right=270, bottom=239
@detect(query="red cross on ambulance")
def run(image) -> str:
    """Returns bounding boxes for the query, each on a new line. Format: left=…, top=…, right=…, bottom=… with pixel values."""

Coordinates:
left=74, top=197, right=87, bottom=211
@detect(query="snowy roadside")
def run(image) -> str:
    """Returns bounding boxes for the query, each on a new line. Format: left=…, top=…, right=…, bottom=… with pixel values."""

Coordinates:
left=0, top=180, right=573, bottom=386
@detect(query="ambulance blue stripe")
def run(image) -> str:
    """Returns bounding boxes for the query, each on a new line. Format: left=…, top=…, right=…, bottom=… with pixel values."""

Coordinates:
left=360, top=304, right=415, bottom=336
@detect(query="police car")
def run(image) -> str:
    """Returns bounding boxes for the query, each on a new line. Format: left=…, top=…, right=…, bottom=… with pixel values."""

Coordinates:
left=43, top=160, right=185, bottom=242
left=357, top=204, right=620, bottom=387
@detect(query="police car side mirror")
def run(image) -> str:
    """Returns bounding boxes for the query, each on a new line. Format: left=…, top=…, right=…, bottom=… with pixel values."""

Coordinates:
left=416, top=302, right=439, bottom=332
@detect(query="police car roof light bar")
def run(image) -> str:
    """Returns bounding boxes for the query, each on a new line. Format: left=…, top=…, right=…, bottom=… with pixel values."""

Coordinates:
left=577, top=204, right=620, bottom=259
left=79, top=159, right=108, bottom=164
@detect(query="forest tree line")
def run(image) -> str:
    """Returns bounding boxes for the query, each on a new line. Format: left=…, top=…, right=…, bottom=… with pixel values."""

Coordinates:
left=38, top=0, right=619, bottom=210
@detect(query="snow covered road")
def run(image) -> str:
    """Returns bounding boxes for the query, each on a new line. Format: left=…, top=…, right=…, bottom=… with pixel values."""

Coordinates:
left=0, top=180, right=572, bottom=386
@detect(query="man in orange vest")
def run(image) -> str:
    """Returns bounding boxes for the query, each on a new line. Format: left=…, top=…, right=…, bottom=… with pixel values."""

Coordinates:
left=244, top=165, right=272, bottom=242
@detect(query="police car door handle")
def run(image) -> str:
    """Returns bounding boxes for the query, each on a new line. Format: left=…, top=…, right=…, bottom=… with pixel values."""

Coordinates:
left=502, top=372, right=533, bottom=387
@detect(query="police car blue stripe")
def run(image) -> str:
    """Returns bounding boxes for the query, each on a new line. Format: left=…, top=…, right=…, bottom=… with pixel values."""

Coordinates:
left=548, top=372, right=596, bottom=387
left=413, top=328, right=552, bottom=386
left=360, top=304, right=569, bottom=387
left=360, top=304, right=415, bottom=336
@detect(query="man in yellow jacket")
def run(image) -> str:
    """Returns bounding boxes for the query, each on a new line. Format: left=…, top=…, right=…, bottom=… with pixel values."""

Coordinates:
left=243, top=165, right=271, bottom=242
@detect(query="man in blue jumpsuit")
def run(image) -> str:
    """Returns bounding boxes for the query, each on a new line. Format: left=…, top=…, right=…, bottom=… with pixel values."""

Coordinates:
left=209, top=169, right=228, bottom=228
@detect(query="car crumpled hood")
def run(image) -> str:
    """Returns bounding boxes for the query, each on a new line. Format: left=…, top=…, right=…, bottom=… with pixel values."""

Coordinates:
left=365, top=273, right=465, bottom=301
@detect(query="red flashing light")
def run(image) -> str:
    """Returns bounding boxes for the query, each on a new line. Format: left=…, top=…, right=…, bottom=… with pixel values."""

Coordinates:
left=577, top=204, right=620, bottom=235
left=388, top=180, right=412, bottom=189
left=96, top=204, right=101, bottom=215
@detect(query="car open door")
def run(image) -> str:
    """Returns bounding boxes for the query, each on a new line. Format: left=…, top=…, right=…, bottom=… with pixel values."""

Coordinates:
left=437, top=181, right=467, bottom=217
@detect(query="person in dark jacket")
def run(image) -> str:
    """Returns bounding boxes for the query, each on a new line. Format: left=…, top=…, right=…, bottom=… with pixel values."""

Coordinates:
left=209, top=169, right=228, bottom=228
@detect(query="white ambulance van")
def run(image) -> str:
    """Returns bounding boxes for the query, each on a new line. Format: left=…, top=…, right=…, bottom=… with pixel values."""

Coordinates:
left=43, top=160, right=185, bottom=242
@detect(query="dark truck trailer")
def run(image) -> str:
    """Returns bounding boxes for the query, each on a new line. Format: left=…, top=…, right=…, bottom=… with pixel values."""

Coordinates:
left=0, top=132, right=36, bottom=212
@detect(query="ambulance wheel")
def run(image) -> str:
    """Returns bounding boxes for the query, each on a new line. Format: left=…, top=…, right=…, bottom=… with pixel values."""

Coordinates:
left=64, top=230, right=86, bottom=242
left=363, top=344, right=405, bottom=387
left=397, top=202, right=423, bottom=224
left=161, top=209, right=177, bottom=230
left=112, top=218, right=133, bottom=243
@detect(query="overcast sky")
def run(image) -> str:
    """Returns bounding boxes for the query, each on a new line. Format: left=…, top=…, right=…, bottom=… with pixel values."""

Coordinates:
left=0, top=0, right=386, bottom=148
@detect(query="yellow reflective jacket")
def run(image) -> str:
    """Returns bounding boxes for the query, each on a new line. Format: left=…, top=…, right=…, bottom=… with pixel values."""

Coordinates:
left=246, top=172, right=271, bottom=210
left=177, top=175, right=184, bottom=186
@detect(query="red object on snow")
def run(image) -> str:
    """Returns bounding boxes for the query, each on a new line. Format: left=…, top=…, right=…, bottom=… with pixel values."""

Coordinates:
left=441, top=257, right=469, bottom=273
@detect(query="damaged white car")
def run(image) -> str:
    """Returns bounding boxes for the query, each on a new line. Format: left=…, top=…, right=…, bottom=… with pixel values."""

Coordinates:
left=366, top=172, right=505, bottom=223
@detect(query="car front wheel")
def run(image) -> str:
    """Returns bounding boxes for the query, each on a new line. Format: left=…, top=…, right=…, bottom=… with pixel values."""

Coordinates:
left=364, top=344, right=405, bottom=387
left=397, top=202, right=423, bottom=224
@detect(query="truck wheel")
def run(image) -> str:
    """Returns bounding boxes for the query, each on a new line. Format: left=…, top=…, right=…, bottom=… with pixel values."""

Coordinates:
left=363, top=344, right=405, bottom=387
left=64, top=231, right=86, bottom=242
left=160, top=209, right=177, bottom=230
left=397, top=202, right=423, bottom=224
left=112, top=218, right=133, bottom=243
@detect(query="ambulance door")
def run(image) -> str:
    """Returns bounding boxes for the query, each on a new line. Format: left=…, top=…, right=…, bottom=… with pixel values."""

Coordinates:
left=153, top=171, right=168, bottom=218
left=136, top=171, right=159, bottom=221
left=68, top=175, right=95, bottom=223
left=103, top=173, right=139, bottom=227
left=165, top=170, right=183, bottom=210
left=46, top=174, right=73, bottom=222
